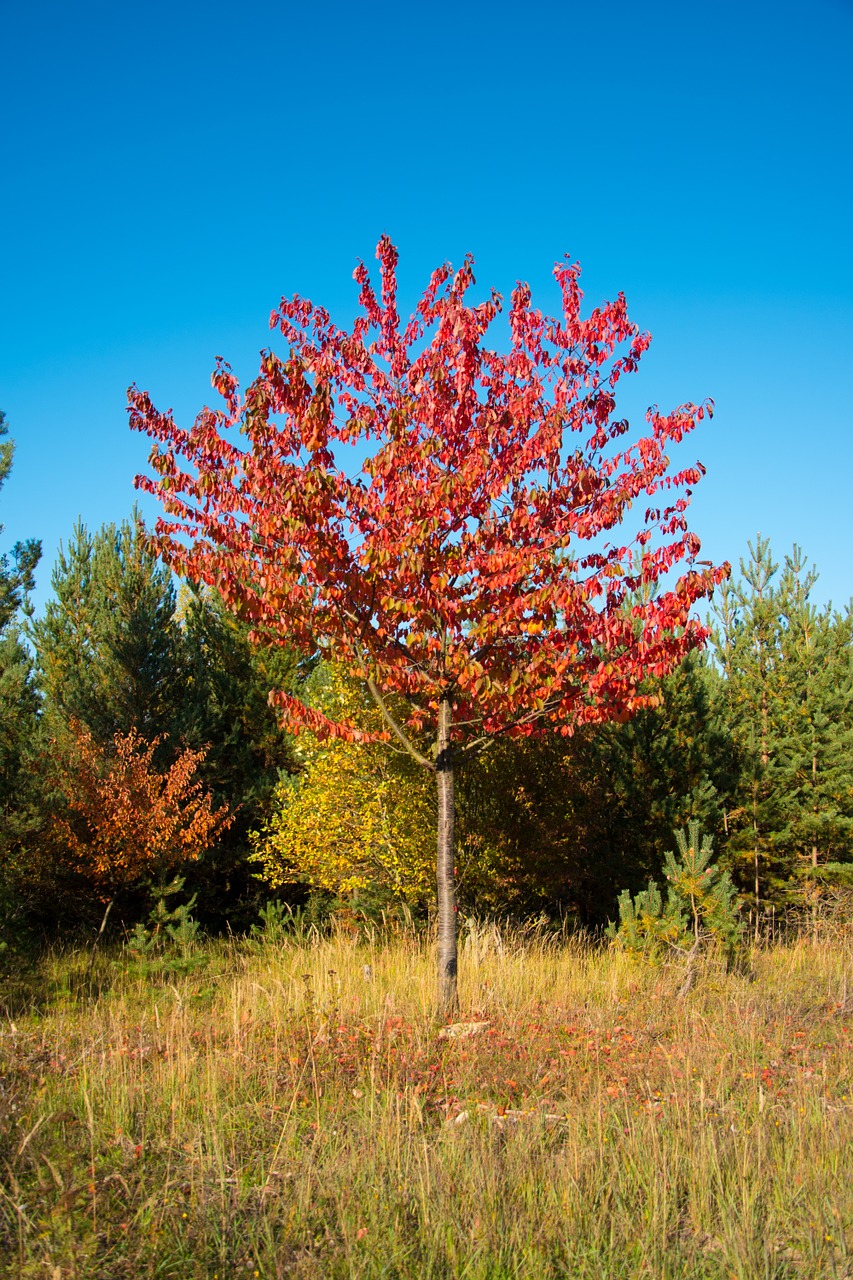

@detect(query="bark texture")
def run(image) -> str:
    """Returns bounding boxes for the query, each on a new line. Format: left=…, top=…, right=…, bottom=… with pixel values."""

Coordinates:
left=436, top=696, right=458, bottom=1016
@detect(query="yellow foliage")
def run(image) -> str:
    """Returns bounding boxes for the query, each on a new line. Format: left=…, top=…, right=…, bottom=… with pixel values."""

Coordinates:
left=251, top=667, right=435, bottom=902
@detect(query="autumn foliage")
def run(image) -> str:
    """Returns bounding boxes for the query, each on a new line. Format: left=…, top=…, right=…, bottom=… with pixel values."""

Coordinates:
left=52, top=721, right=232, bottom=893
left=251, top=666, right=435, bottom=902
left=130, top=238, right=726, bottom=747
left=129, top=237, right=728, bottom=1008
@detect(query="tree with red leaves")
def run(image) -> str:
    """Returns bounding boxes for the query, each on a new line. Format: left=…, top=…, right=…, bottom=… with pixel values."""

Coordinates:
left=129, top=238, right=728, bottom=1013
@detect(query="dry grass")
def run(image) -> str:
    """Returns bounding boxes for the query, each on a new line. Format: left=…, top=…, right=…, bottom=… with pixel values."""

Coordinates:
left=1, top=921, right=852, bottom=1278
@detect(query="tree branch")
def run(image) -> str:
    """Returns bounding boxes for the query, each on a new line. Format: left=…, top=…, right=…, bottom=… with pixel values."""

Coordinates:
left=458, top=692, right=566, bottom=756
left=366, top=677, right=434, bottom=770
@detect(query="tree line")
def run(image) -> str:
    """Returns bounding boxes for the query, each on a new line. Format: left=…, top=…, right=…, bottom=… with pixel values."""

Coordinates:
left=2, top=448, right=851, bottom=947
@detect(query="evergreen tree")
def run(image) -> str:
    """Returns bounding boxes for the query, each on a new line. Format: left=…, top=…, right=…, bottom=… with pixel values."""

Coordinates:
left=0, top=411, right=40, bottom=631
left=773, top=551, right=853, bottom=898
left=598, top=650, right=736, bottom=877
left=0, top=412, right=42, bottom=939
left=608, top=820, right=742, bottom=963
left=34, top=515, right=181, bottom=747
left=30, top=521, right=97, bottom=729
left=713, top=538, right=853, bottom=919
left=174, top=588, right=299, bottom=924
left=178, top=587, right=297, bottom=812
left=713, top=536, right=789, bottom=915
left=0, top=628, right=41, bottom=894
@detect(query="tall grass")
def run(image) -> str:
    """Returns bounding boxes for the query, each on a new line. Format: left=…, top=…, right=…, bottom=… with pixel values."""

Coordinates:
left=1, top=922, right=851, bottom=1278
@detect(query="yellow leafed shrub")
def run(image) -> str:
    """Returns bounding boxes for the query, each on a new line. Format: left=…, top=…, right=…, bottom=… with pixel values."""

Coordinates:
left=251, top=666, right=435, bottom=903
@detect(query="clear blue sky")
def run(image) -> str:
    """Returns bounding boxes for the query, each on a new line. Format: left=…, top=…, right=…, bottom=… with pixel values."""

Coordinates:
left=2, top=0, right=852, bottom=616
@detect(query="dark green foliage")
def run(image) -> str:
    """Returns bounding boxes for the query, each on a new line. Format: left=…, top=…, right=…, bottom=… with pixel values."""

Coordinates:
left=0, top=628, right=40, bottom=854
left=595, top=651, right=736, bottom=885
left=126, top=875, right=206, bottom=976
left=33, top=515, right=181, bottom=747
left=607, top=878, right=686, bottom=957
left=455, top=653, right=735, bottom=926
left=177, top=587, right=298, bottom=816
left=0, top=413, right=43, bottom=949
left=773, top=554, right=853, bottom=877
left=456, top=729, right=630, bottom=924
left=713, top=538, right=853, bottom=916
left=0, top=411, right=41, bottom=631
left=0, top=627, right=45, bottom=951
left=173, top=588, right=300, bottom=926
left=713, top=538, right=783, bottom=895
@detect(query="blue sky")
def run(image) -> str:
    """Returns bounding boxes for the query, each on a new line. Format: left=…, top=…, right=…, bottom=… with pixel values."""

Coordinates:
left=2, top=0, right=852, bottom=616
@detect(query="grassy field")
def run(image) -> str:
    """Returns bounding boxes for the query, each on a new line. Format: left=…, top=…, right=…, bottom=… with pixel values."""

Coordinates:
left=1, top=920, right=851, bottom=1279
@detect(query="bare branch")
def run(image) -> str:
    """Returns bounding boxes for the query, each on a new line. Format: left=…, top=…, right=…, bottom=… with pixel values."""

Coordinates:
left=366, top=677, right=434, bottom=770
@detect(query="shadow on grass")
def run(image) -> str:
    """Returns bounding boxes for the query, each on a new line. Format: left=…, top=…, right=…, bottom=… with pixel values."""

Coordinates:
left=0, top=944, right=124, bottom=1016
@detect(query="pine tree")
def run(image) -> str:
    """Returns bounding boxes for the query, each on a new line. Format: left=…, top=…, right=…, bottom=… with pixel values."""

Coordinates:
left=713, top=538, right=853, bottom=922
left=34, top=514, right=181, bottom=747
left=0, top=628, right=41, bottom=879
left=178, top=587, right=298, bottom=815
left=598, top=650, right=736, bottom=881
left=174, top=588, right=300, bottom=924
left=0, top=412, right=42, bottom=939
left=607, top=820, right=742, bottom=963
left=0, top=410, right=40, bottom=631
left=31, top=520, right=98, bottom=729
left=773, top=551, right=853, bottom=905
left=713, top=536, right=789, bottom=917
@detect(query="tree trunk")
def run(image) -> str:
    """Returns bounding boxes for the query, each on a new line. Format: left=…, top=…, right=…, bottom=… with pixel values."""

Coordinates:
left=86, top=897, right=115, bottom=980
left=752, top=769, right=761, bottom=943
left=812, top=748, right=819, bottom=869
left=436, top=696, right=458, bottom=1017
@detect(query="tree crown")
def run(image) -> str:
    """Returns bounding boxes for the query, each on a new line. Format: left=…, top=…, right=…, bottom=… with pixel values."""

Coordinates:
left=129, top=239, right=728, bottom=757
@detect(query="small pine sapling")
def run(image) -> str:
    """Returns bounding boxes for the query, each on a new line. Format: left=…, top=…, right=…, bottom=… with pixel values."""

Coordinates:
left=663, top=819, right=743, bottom=954
left=609, top=819, right=743, bottom=964
left=127, top=875, right=203, bottom=974
left=607, top=879, right=686, bottom=956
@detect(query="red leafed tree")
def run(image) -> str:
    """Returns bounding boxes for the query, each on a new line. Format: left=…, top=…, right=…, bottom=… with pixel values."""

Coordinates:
left=128, top=237, right=728, bottom=1013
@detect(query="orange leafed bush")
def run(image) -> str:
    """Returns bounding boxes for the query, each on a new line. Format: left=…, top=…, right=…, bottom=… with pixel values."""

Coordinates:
left=53, top=720, right=232, bottom=890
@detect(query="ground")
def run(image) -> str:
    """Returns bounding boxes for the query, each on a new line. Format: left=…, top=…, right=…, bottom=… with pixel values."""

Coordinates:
left=1, top=923, right=851, bottom=1278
